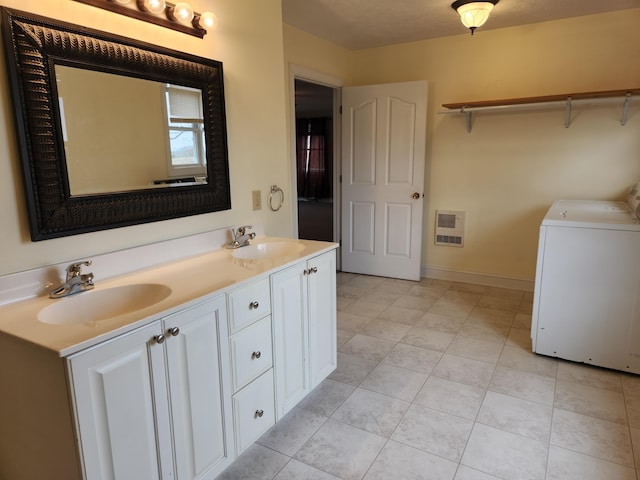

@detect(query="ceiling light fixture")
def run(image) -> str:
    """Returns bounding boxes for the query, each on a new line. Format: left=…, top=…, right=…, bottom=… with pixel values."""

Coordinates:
left=451, top=0, right=499, bottom=35
left=73, top=0, right=217, bottom=38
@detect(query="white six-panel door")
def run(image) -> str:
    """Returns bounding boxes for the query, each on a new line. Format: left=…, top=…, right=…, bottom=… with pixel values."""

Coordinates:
left=341, top=81, right=427, bottom=280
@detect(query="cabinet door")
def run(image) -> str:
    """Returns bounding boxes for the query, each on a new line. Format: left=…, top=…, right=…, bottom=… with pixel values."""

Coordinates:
left=69, top=322, right=171, bottom=480
left=271, top=264, right=309, bottom=419
left=164, top=296, right=234, bottom=480
left=307, top=250, right=337, bottom=388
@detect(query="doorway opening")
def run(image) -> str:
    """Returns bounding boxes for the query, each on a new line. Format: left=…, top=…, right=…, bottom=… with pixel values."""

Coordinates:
left=294, top=79, right=335, bottom=242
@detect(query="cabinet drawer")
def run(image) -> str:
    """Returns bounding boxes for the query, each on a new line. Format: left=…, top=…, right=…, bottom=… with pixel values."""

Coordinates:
left=230, top=316, right=273, bottom=391
left=233, top=369, right=275, bottom=454
left=228, top=278, right=271, bottom=333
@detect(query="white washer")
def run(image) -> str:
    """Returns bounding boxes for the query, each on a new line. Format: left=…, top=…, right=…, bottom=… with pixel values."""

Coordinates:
left=531, top=200, right=640, bottom=374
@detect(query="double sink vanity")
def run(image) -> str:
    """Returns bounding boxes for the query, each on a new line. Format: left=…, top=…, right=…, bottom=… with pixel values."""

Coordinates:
left=0, top=233, right=338, bottom=480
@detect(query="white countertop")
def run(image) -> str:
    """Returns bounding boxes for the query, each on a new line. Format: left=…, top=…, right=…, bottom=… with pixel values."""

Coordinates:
left=0, top=237, right=337, bottom=357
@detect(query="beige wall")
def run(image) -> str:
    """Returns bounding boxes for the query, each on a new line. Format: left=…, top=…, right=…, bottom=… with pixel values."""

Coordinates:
left=284, top=10, right=640, bottom=281
left=58, top=67, right=168, bottom=194
left=0, top=0, right=291, bottom=276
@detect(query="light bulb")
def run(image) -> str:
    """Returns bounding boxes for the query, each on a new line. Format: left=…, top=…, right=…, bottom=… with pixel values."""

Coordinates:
left=173, top=2, right=194, bottom=23
left=141, top=0, right=166, bottom=14
left=197, top=11, right=217, bottom=30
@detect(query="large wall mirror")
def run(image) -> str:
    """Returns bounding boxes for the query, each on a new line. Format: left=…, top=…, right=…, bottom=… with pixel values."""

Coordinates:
left=1, top=7, right=231, bottom=241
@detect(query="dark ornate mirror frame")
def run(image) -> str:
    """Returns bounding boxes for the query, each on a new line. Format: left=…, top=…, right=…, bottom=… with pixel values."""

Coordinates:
left=1, top=8, right=231, bottom=241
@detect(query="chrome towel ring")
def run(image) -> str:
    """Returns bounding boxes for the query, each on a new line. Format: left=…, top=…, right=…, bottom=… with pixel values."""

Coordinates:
left=269, top=185, right=284, bottom=211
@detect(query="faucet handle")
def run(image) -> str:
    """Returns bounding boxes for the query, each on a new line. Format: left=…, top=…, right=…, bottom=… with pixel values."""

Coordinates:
left=235, top=225, right=253, bottom=237
left=66, top=260, right=92, bottom=277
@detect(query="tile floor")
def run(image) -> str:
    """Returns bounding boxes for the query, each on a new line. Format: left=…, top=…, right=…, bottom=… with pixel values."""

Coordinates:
left=217, top=273, right=640, bottom=480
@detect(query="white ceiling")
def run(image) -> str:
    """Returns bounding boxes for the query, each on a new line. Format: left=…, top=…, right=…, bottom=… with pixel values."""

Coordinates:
left=282, top=0, right=639, bottom=50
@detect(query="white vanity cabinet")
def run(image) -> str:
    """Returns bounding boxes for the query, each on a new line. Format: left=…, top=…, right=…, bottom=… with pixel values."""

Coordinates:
left=68, top=296, right=233, bottom=480
left=0, top=237, right=338, bottom=480
left=271, top=250, right=337, bottom=419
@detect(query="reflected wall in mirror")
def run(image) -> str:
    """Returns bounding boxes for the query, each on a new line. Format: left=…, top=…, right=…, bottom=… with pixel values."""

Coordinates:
left=2, top=7, right=230, bottom=240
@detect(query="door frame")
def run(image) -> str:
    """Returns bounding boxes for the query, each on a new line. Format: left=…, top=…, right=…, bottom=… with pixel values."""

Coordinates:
left=287, top=65, right=343, bottom=254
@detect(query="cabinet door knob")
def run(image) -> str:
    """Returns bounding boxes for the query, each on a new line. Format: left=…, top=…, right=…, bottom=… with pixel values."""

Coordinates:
left=168, top=327, right=180, bottom=337
left=254, top=409, right=264, bottom=418
left=251, top=351, right=261, bottom=359
left=311, top=266, right=318, bottom=274
left=155, top=334, right=166, bottom=344
left=249, top=301, right=259, bottom=309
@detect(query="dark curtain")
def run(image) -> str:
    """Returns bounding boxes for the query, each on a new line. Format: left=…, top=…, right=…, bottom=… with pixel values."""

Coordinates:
left=296, top=118, right=332, bottom=198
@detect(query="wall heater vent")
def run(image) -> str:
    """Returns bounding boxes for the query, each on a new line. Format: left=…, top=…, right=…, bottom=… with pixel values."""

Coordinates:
left=435, top=210, right=465, bottom=247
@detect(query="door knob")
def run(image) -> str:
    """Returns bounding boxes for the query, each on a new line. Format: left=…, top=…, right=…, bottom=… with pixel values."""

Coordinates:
left=411, top=192, right=421, bottom=199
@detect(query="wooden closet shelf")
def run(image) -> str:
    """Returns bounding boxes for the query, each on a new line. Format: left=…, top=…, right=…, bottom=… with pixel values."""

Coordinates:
left=442, top=88, right=640, bottom=110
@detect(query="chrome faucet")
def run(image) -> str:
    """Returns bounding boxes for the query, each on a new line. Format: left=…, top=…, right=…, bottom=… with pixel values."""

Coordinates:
left=226, top=225, right=256, bottom=249
left=49, top=260, right=95, bottom=299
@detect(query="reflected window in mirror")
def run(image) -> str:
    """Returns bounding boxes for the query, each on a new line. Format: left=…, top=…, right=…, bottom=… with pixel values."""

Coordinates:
left=164, top=85, right=207, bottom=180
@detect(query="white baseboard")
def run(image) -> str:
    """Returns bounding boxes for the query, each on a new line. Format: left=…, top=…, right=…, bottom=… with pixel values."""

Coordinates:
left=422, top=265, right=535, bottom=292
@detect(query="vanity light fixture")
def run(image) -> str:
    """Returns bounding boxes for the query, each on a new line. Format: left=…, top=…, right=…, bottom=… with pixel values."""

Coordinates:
left=74, top=0, right=216, bottom=38
left=451, top=0, right=499, bottom=35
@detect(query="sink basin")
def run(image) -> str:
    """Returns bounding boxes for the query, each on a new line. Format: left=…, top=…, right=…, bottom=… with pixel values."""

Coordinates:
left=38, top=283, right=172, bottom=326
left=231, top=241, right=305, bottom=261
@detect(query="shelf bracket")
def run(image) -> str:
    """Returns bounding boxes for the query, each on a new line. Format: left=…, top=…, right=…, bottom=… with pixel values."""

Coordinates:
left=462, top=107, right=473, bottom=133
left=564, top=96, right=572, bottom=128
left=621, top=93, right=631, bottom=126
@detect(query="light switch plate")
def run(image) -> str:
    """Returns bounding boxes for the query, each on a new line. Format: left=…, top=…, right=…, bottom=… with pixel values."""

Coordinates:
left=252, top=190, right=262, bottom=211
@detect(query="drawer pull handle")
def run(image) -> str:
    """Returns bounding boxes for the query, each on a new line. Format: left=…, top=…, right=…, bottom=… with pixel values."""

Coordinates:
left=155, top=334, right=166, bottom=344
left=255, top=409, right=264, bottom=418
left=168, top=327, right=180, bottom=337
left=251, top=351, right=262, bottom=359
left=249, top=301, right=259, bottom=309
